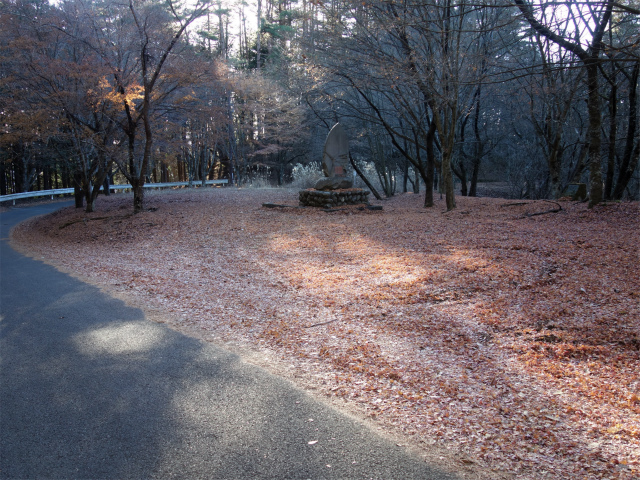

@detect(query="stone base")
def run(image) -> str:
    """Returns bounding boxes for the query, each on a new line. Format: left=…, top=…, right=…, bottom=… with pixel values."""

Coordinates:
left=314, top=177, right=353, bottom=191
left=299, top=188, right=370, bottom=208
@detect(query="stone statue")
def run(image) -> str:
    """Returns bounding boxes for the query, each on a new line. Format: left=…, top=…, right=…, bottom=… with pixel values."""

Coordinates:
left=314, top=123, right=353, bottom=191
left=299, top=122, right=370, bottom=208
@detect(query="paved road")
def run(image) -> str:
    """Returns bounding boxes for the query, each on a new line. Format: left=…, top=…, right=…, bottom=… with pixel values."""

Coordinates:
left=0, top=202, right=459, bottom=479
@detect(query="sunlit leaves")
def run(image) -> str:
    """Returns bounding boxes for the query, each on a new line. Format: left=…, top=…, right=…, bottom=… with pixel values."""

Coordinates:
left=13, top=189, right=640, bottom=479
left=87, top=77, right=144, bottom=112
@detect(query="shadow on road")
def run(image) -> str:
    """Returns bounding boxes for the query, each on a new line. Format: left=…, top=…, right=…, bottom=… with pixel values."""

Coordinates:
left=1, top=202, right=459, bottom=479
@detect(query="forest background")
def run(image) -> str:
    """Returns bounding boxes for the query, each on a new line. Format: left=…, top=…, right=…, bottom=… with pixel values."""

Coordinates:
left=1, top=0, right=639, bottom=213
left=3, top=1, right=640, bottom=478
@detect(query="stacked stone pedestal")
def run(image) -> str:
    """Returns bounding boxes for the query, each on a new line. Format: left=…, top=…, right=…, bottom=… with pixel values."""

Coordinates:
left=299, top=188, right=370, bottom=208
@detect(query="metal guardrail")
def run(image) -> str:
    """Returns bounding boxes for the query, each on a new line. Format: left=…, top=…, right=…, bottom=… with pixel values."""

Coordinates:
left=0, top=188, right=76, bottom=204
left=0, top=179, right=229, bottom=205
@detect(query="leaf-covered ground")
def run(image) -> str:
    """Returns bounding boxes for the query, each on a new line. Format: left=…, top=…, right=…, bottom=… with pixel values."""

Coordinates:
left=12, top=188, right=639, bottom=479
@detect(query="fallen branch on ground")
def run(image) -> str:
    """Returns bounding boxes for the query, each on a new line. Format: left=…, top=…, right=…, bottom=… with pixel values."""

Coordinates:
left=262, top=203, right=300, bottom=209
left=323, top=205, right=383, bottom=213
left=523, top=200, right=562, bottom=217
left=304, top=318, right=340, bottom=328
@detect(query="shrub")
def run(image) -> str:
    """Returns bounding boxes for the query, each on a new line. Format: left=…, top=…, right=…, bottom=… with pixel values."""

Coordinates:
left=290, top=162, right=323, bottom=189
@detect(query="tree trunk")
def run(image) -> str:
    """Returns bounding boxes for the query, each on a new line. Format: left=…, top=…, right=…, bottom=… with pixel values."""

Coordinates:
left=62, top=164, right=70, bottom=189
left=256, top=0, right=262, bottom=69
left=13, top=156, right=24, bottom=193
left=548, top=134, right=563, bottom=198
left=161, top=162, right=169, bottom=183
left=568, top=142, right=589, bottom=183
left=402, top=158, right=409, bottom=193
left=455, top=161, right=468, bottom=196
left=423, top=122, right=436, bottom=207
left=612, top=61, right=639, bottom=200
left=605, top=72, right=617, bottom=199
left=133, top=90, right=154, bottom=213
left=511, top=0, right=612, bottom=206
left=469, top=89, right=483, bottom=198
left=586, top=60, right=604, bottom=207
left=73, top=172, right=84, bottom=209
left=132, top=179, right=144, bottom=213
left=349, top=153, right=382, bottom=200
left=43, top=165, right=51, bottom=190
left=85, top=193, right=95, bottom=213
left=442, top=138, right=456, bottom=210
left=83, top=172, right=107, bottom=213
left=0, top=162, right=6, bottom=196
left=443, top=160, right=456, bottom=210
left=469, top=155, right=480, bottom=197
left=201, top=148, right=207, bottom=187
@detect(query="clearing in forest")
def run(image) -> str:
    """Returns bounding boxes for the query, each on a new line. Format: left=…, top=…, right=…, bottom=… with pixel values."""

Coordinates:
left=12, top=188, right=640, bottom=480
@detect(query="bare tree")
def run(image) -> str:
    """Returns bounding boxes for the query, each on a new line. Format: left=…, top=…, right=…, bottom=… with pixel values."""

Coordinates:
left=511, top=0, right=634, bottom=206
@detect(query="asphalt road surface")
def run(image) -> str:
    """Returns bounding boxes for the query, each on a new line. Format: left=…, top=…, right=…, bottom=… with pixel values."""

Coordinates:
left=1, top=202, right=460, bottom=479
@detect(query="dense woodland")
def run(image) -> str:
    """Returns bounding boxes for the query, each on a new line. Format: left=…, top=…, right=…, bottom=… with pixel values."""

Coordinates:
left=1, top=0, right=639, bottom=212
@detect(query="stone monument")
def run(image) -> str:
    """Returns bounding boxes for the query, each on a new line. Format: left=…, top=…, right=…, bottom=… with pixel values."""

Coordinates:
left=314, top=123, right=353, bottom=190
left=299, top=123, right=370, bottom=208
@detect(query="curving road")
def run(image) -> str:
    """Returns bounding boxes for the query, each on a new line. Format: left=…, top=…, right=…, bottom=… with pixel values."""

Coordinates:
left=0, top=202, right=460, bottom=479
